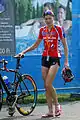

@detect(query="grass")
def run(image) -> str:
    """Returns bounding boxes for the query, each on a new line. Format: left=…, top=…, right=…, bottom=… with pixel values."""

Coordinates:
left=2, top=93, right=80, bottom=104
left=37, top=94, right=80, bottom=103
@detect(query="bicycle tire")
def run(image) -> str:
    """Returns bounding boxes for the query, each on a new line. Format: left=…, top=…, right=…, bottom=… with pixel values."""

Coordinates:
left=15, top=74, right=37, bottom=116
left=0, top=83, right=3, bottom=111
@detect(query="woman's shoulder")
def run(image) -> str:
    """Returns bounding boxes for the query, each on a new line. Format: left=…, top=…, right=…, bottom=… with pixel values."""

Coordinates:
left=54, top=24, right=63, bottom=31
left=39, top=26, right=47, bottom=31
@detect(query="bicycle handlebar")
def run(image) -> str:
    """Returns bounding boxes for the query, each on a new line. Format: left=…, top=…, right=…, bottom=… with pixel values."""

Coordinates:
left=0, top=55, right=24, bottom=72
left=14, top=55, right=24, bottom=69
left=13, top=54, right=24, bottom=59
left=0, top=59, right=8, bottom=64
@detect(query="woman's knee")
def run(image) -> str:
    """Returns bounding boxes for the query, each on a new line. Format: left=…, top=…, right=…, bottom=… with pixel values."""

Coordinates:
left=45, top=83, right=52, bottom=91
left=53, top=87, right=56, bottom=92
left=42, top=67, right=48, bottom=80
left=42, top=74, right=46, bottom=81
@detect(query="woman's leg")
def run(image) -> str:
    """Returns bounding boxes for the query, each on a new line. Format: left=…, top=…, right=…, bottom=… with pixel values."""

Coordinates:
left=42, top=66, right=49, bottom=81
left=42, top=66, right=53, bottom=114
left=45, top=63, right=59, bottom=113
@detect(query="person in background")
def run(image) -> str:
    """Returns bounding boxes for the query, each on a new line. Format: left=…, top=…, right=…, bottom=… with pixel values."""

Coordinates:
left=43, top=2, right=54, bottom=12
left=57, top=5, right=72, bottom=33
left=56, top=5, right=72, bottom=56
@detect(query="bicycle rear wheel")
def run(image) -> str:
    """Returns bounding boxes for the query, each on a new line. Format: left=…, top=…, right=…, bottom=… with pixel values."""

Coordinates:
left=15, top=74, right=37, bottom=116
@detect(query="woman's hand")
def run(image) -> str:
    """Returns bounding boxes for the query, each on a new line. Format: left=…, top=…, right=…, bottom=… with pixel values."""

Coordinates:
left=14, top=52, right=24, bottom=58
left=64, top=57, right=69, bottom=69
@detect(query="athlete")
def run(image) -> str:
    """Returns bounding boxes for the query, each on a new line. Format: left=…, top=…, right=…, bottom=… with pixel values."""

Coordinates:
left=15, top=10, right=69, bottom=118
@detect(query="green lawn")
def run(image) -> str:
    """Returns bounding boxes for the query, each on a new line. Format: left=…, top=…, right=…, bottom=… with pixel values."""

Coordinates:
left=37, top=94, right=80, bottom=103
left=3, top=93, right=80, bottom=104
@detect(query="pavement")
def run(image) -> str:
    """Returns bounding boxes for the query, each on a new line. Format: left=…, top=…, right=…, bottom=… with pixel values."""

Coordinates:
left=0, top=101, right=80, bottom=120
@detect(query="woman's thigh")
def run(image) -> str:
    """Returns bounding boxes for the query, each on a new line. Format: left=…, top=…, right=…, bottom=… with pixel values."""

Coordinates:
left=46, top=63, right=59, bottom=85
left=42, top=66, right=49, bottom=81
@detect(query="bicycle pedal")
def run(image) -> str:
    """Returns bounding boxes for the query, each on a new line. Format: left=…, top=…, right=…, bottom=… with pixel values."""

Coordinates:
left=8, top=107, right=15, bottom=116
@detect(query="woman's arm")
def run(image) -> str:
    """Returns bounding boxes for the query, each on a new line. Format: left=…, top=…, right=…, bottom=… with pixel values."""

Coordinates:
left=22, top=38, right=42, bottom=54
left=61, top=37, right=69, bottom=67
left=16, top=38, right=42, bottom=57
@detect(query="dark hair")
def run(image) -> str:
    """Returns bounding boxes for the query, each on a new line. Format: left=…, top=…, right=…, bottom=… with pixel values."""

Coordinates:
left=44, top=2, right=54, bottom=10
left=58, top=5, right=66, bottom=11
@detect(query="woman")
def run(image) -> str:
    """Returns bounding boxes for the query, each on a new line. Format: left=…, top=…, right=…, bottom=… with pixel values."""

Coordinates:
left=16, top=10, right=69, bottom=118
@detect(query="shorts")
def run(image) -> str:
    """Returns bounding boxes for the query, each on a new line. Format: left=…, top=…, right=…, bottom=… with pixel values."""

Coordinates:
left=42, top=56, right=60, bottom=68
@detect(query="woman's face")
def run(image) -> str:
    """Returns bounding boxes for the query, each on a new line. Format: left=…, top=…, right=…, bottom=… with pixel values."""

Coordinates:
left=57, top=8, right=66, bottom=21
left=44, top=15, right=54, bottom=26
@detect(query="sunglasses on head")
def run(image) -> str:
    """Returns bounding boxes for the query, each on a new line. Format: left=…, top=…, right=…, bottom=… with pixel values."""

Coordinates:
left=43, top=10, right=54, bottom=17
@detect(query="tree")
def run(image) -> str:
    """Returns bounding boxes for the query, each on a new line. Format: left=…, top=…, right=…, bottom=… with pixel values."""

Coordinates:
left=66, top=0, right=72, bottom=20
left=15, top=1, right=20, bottom=25
left=36, top=2, right=40, bottom=18
left=32, top=6, right=36, bottom=19
left=15, top=2, right=18, bottom=25
left=54, top=0, right=60, bottom=20
left=15, top=0, right=33, bottom=24
left=40, top=5, right=43, bottom=17
left=18, top=2, right=25, bottom=24
left=25, top=0, right=33, bottom=21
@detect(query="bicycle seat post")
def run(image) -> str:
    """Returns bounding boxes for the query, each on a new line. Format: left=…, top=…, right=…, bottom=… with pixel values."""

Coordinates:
left=15, top=55, right=24, bottom=70
left=16, top=58, right=20, bottom=70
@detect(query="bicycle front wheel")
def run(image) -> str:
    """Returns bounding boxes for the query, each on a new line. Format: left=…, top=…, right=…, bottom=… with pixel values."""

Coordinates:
left=15, top=74, right=37, bottom=116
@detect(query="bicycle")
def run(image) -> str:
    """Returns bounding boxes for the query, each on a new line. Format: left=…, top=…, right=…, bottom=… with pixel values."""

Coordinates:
left=0, top=55, right=37, bottom=116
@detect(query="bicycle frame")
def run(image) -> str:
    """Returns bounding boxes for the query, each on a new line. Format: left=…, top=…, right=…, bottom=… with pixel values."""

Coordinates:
left=0, top=57, right=30, bottom=96
left=0, top=58, right=22, bottom=94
